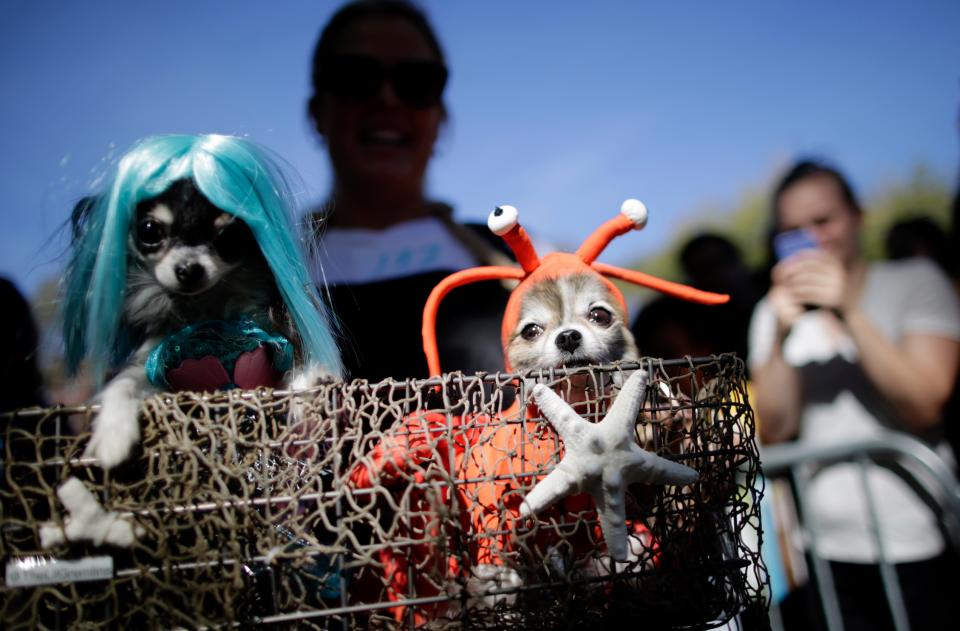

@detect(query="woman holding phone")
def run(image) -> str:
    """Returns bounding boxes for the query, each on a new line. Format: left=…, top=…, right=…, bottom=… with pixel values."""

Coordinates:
left=749, top=160, right=960, bottom=630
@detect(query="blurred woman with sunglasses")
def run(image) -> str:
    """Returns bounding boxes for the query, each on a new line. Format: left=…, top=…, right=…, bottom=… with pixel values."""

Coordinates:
left=306, top=0, right=512, bottom=381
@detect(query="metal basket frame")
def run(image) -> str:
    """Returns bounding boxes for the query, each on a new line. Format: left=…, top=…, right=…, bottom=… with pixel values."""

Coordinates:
left=2, top=355, right=768, bottom=629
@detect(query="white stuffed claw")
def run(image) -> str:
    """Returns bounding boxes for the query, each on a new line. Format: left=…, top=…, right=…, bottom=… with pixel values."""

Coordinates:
left=40, top=477, right=144, bottom=548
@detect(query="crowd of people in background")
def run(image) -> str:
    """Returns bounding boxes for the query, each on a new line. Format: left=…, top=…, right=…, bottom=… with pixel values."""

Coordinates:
left=2, top=1, right=960, bottom=629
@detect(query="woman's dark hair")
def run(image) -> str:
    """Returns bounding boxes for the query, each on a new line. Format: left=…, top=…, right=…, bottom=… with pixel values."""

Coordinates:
left=310, top=1, right=446, bottom=97
left=762, top=160, right=862, bottom=275
left=772, top=160, right=862, bottom=221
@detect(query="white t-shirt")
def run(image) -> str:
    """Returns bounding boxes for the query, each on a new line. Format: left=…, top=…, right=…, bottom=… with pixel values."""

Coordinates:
left=749, top=257, right=960, bottom=563
left=313, top=217, right=477, bottom=285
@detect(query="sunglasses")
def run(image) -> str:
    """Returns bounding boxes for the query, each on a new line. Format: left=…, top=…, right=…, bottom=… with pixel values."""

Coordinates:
left=320, top=55, right=448, bottom=109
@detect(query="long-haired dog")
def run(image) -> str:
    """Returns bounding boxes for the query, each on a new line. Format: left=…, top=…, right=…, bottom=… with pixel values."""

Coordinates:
left=63, top=134, right=342, bottom=469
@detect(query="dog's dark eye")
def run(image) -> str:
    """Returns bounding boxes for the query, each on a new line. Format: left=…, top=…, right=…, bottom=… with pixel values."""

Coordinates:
left=588, top=307, right=613, bottom=327
left=137, top=219, right=166, bottom=246
left=521, top=323, right=544, bottom=340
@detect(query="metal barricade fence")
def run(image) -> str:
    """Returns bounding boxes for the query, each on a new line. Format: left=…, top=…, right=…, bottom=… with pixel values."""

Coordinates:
left=2, top=355, right=768, bottom=629
left=761, top=435, right=960, bottom=631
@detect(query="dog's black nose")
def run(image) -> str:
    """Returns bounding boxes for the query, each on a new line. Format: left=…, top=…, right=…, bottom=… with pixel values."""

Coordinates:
left=175, top=262, right=205, bottom=287
left=555, top=329, right=582, bottom=353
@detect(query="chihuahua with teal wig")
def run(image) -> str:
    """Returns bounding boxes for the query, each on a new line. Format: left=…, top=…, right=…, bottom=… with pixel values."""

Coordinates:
left=64, top=134, right=343, bottom=468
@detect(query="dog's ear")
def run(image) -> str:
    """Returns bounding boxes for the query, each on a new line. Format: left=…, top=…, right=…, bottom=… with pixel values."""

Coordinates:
left=307, top=95, right=326, bottom=139
left=70, top=195, right=99, bottom=242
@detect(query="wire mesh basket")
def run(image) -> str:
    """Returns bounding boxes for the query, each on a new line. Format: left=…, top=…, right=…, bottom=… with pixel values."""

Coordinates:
left=1, top=354, right=767, bottom=629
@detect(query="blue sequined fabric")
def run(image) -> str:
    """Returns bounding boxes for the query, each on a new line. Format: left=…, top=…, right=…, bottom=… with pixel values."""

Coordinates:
left=146, top=318, right=293, bottom=390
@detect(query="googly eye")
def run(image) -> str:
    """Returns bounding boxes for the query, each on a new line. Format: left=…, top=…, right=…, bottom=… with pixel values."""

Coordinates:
left=488, top=205, right=519, bottom=236
left=620, top=198, right=648, bottom=230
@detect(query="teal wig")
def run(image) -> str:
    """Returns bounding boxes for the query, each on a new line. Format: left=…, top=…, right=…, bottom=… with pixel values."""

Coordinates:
left=64, top=134, right=343, bottom=384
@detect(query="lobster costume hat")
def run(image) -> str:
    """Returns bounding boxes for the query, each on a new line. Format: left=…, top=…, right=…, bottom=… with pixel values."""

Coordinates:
left=422, top=199, right=730, bottom=374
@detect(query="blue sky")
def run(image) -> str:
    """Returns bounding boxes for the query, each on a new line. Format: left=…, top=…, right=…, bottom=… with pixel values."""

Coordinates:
left=2, top=1, right=959, bottom=298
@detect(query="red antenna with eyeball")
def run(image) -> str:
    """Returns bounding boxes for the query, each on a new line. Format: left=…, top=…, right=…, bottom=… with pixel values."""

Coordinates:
left=422, top=199, right=729, bottom=376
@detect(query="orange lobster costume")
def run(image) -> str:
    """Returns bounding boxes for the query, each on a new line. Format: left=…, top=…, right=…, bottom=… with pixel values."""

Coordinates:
left=348, top=200, right=728, bottom=624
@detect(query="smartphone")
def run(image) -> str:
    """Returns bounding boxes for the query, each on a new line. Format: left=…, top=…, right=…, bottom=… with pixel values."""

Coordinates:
left=773, top=228, right=818, bottom=261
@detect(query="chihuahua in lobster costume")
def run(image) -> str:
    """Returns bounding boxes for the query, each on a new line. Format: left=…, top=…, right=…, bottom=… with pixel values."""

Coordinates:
left=349, top=200, right=728, bottom=623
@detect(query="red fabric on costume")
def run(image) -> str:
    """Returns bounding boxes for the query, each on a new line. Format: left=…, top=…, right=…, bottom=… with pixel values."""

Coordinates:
left=348, top=400, right=659, bottom=623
